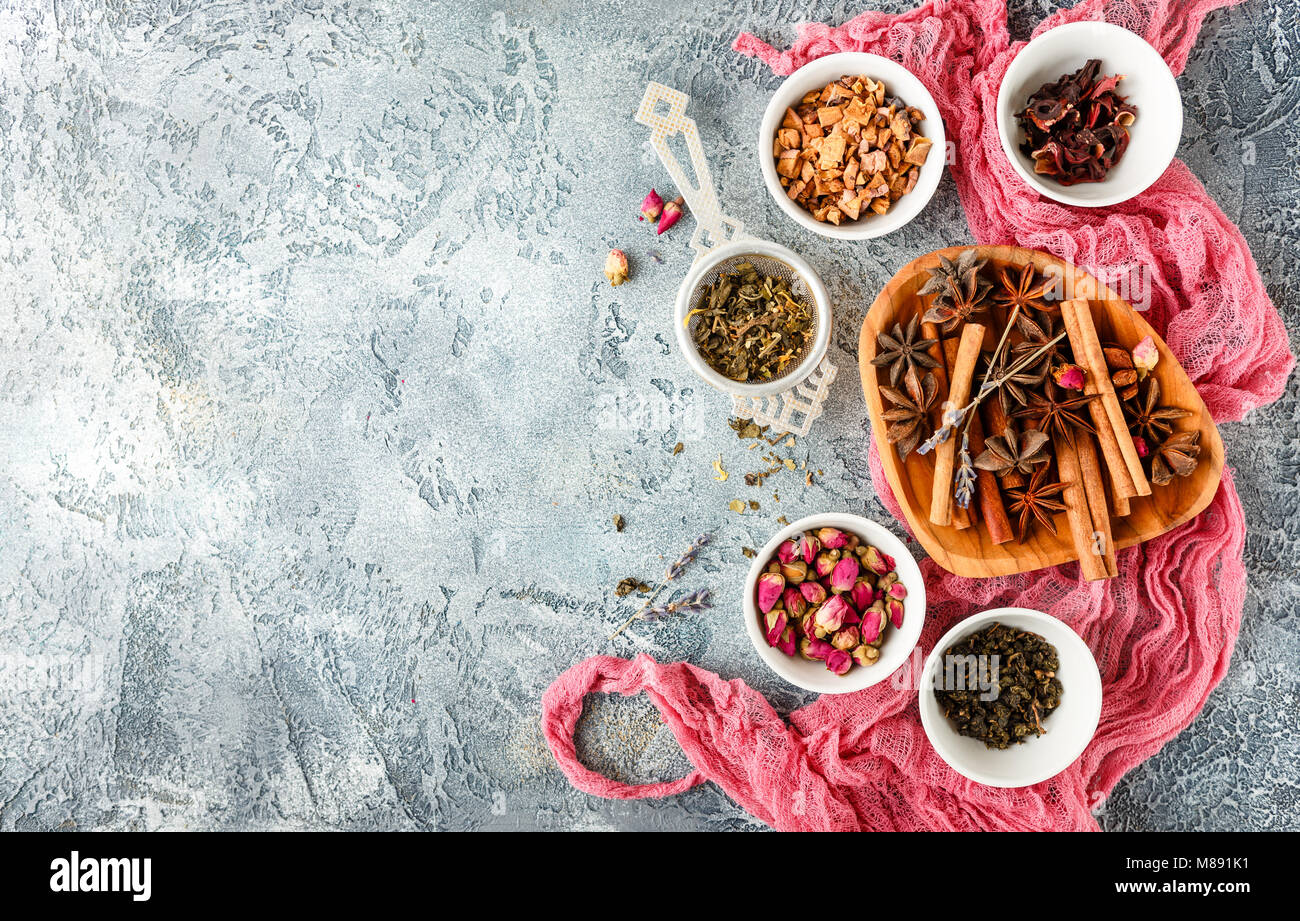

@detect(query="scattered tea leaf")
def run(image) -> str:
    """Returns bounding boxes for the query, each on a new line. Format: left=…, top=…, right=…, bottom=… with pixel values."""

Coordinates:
left=673, top=442, right=684, bottom=455
left=748, top=499, right=760, bottom=510
left=728, top=499, right=746, bottom=514
left=613, top=514, right=625, bottom=532
left=614, top=577, right=652, bottom=597
left=741, top=546, right=758, bottom=559
left=712, top=455, right=728, bottom=482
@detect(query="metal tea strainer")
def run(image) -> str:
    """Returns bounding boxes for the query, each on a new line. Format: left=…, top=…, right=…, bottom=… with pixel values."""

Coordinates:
left=635, top=83, right=837, bottom=437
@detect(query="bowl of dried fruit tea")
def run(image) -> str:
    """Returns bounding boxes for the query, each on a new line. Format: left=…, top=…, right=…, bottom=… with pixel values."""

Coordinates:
left=918, top=607, right=1102, bottom=788
left=759, top=52, right=945, bottom=239
left=743, top=513, right=926, bottom=693
left=996, top=21, right=1182, bottom=207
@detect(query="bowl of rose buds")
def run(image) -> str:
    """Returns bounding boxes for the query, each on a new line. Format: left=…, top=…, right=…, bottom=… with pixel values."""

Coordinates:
left=743, top=513, right=926, bottom=693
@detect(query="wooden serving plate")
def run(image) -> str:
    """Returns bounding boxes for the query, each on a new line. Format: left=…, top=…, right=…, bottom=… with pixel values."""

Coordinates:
left=859, top=245, right=1224, bottom=579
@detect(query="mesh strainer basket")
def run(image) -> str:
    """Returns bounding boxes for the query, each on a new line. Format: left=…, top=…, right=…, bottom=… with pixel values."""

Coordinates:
left=636, top=83, right=837, bottom=436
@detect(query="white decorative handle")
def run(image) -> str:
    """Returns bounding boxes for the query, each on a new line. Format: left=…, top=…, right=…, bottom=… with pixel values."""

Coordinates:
left=730, top=357, right=839, bottom=437
left=635, top=83, right=746, bottom=261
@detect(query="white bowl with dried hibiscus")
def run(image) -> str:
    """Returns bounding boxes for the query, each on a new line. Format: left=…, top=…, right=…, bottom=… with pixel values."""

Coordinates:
left=743, top=513, right=925, bottom=694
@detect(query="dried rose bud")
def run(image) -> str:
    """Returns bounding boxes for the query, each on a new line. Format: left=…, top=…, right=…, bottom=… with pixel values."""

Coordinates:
left=639, top=189, right=664, bottom=223
left=656, top=196, right=685, bottom=235
left=886, top=582, right=907, bottom=601
left=814, top=551, right=838, bottom=579
left=842, top=532, right=860, bottom=551
left=604, top=249, right=628, bottom=286
left=887, top=597, right=905, bottom=629
left=1132, top=335, right=1158, bottom=379
left=1134, top=435, right=1150, bottom=457
left=780, top=559, right=808, bottom=583
left=832, top=626, right=860, bottom=651
left=800, top=637, right=833, bottom=661
left=777, top=538, right=800, bottom=565
left=799, top=533, right=820, bottom=565
left=764, top=609, right=788, bottom=647
left=756, top=572, right=785, bottom=613
left=782, top=587, right=806, bottom=617
left=830, top=556, right=860, bottom=593
left=816, top=527, right=848, bottom=549
left=1052, top=363, right=1086, bottom=390
left=862, top=546, right=890, bottom=576
left=799, top=581, right=827, bottom=605
left=777, top=626, right=797, bottom=657
left=814, top=595, right=851, bottom=633
left=860, top=601, right=885, bottom=644
left=851, top=645, right=880, bottom=667
left=825, top=649, right=852, bottom=676
left=849, top=580, right=873, bottom=612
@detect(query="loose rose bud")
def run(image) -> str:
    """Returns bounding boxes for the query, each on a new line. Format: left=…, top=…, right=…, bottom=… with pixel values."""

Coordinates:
left=1052, top=363, right=1086, bottom=390
left=777, top=626, right=797, bottom=657
left=849, top=580, right=873, bottom=611
left=860, top=601, right=885, bottom=643
left=639, top=189, right=664, bottom=223
left=830, top=556, right=860, bottom=593
left=1132, top=335, right=1158, bottom=379
left=886, top=582, right=907, bottom=601
left=1134, top=435, right=1150, bottom=458
left=843, top=532, right=860, bottom=551
left=800, top=637, right=833, bottom=661
left=862, top=546, right=889, bottom=576
left=814, top=595, right=851, bottom=633
left=777, top=538, right=800, bottom=565
left=816, top=527, right=848, bottom=549
left=832, top=626, right=859, bottom=651
left=780, top=559, right=808, bottom=583
left=814, top=551, right=838, bottom=579
left=783, top=587, right=807, bottom=618
left=800, top=533, right=820, bottom=565
left=764, top=609, right=787, bottom=647
left=825, top=649, right=852, bottom=676
left=852, top=645, right=880, bottom=667
left=800, top=581, right=827, bottom=605
left=756, top=572, right=785, bottom=613
left=887, top=597, right=905, bottom=629
left=656, top=196, right=685, bottom=235
left=604, top=249, right=628, bottom=286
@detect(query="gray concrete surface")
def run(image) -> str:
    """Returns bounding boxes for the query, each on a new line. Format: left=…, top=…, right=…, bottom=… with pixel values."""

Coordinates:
left=0, top=0, right=1295, bottom=831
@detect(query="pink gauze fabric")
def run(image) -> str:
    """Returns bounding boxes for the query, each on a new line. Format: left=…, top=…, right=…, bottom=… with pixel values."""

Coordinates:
left=541, top=0, right=1294, bottom=830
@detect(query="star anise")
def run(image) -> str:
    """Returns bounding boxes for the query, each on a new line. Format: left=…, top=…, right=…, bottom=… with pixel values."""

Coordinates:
left=986, top=345, right=1049, bottom=415
left=923, top=270, right=994, bottom=334
left=1010, top=309, right=1069, bottom=372
left=1014, top=381, right=1097, bottom=445
left=871, top=313, right=939, bottom=386
left=919, top=250, right=993, bottom=334
left=1005, top=466, right=1069, bottom=542
left=1124, top=378, right=1189, bottom=444
left=993, top=264, right=1055, bottom=316
left=1103, top=344, right=1139, bottom=400
left=917, top=249, right=988, bottom=308
left=1150, top=430, right=1201, bottom=486
left=880, top=367, right=938, bottom=457
left=975, top=427, right=1051, bottom=478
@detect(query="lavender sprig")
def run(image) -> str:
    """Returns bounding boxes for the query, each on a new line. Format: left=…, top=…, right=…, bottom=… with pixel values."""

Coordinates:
left=639, top=588, right=712, bottom=623
left=609, top=533, right=711, bottom=640
left=953, top=431, right=976, bottom=510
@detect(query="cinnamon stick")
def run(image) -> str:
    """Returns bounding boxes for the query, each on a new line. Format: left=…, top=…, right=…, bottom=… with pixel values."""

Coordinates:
left=929, top=323, right=984, bottom=527
left=963, top=389, right=1015, bottom=545
left=1060, top=298, right=1151, bottom=497
left=922, top=322, right=973, bottom=530
left=1075, top=432, right=1118, bottom=577
left=1054, top=431, right=1112, bottom=582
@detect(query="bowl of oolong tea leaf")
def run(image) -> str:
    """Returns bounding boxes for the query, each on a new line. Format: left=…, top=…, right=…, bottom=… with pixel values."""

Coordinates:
left=918, top=607, right=1102, bottom=788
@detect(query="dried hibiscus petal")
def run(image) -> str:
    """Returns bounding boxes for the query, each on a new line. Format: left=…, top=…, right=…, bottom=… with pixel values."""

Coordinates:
left=1016, top=59, right=1138, bottom=186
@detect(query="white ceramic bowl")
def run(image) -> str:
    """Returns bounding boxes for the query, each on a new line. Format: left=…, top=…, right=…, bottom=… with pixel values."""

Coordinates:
left=742, top=512, right=926, bottom=694
left=759, top=52, right=946, bottom=240
left=674, top=239, right=831, bottom=399
left=996, top=21, right=1182, bottom=207
left=919, top=607, right=1103, bottom=788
